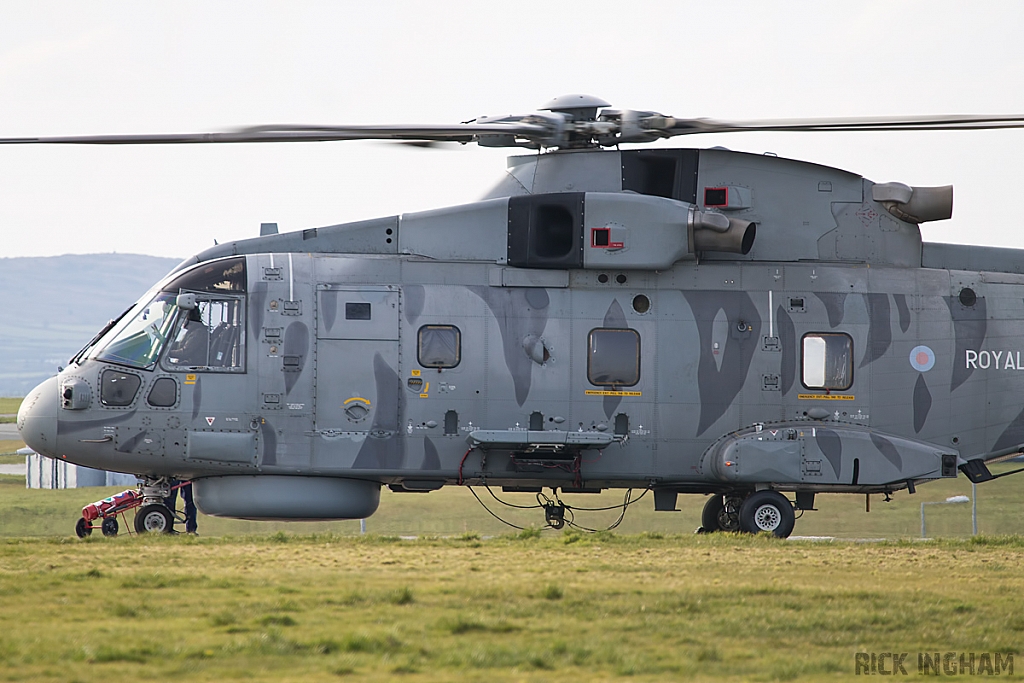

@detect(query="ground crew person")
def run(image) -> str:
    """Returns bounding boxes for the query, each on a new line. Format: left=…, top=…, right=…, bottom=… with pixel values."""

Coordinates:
left=164, top=479, right=198, bottom=534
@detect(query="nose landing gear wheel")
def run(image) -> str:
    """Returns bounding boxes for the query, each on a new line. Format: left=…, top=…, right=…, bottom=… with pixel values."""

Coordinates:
left=134, top=504, right=174, bottom=534
left=101, top=517, right=119, bottom=537
left=738, top=491, right=795, bottom=538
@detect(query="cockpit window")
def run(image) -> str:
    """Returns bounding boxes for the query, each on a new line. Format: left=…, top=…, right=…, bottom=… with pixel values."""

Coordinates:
left=161, top=256, right=246, bottom=294
left=163, top=296, right=246, bottom=372
left=69, top=304, right=134, bottom=366
left=90, top=292, right=179, bottom=370
left=80, top=258, right=246, bottom=371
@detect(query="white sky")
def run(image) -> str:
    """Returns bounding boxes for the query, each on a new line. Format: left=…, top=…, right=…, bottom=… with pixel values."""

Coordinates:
left=2, top=0, right=1023, bottom=259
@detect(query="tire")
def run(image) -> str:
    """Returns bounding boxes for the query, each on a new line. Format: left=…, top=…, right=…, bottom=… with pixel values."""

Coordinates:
left=75, top=517, right=92, bottom=538
left=134, top=504, right=174, bottom=534
left=101, top=517, right=119, bottom=537
left=738, top=491, right=795, bottom=538
left=701, top=495, right=725, bottom=532
left=701, top=494, right=742, bottom=532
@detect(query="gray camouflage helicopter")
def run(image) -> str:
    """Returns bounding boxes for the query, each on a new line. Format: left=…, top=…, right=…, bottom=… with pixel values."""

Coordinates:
left=12, top=94, right=1024, bottom=538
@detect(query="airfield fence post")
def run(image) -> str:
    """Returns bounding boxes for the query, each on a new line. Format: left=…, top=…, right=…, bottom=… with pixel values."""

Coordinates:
left=972, top=482, right=978, bottom=535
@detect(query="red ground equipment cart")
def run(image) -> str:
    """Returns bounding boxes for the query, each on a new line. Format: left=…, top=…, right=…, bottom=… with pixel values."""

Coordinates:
left=75, top=482, right=186, bottom=537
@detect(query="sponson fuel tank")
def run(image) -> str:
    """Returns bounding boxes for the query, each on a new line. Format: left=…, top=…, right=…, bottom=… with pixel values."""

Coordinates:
left=193, top=476, right=380, bottom=521
left=701, top=422, right=958, bottom=491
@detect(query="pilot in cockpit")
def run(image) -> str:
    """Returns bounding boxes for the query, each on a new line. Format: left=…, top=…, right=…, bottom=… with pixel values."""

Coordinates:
left=166, top=306, right=209, bottom=367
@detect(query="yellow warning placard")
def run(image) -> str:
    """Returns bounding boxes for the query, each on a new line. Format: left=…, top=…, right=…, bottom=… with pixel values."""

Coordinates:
left=798, top=394, right=854, bottom=401
left=585, top=390, right=642, bottom=397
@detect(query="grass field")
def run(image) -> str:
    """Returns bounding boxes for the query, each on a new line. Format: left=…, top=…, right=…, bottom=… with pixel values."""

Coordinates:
left=0, top=439, right=25, bottom=463
left=0, top=533, right=1021, bottom=682
left=0, top=397, right=21, bottom=424
left=0, top=397, right=22, bottom=414
left=2, top=386, right=1023, bottom=680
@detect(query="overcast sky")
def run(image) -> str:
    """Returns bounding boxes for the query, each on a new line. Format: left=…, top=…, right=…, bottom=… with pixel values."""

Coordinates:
left=2, top=1, right=1023, bottom=259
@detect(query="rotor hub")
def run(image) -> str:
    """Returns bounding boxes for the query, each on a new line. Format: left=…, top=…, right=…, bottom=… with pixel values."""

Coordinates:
left=539, top=94, right=611, bottom=122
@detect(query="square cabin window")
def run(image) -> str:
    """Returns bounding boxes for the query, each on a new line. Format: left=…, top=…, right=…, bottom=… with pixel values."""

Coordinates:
left=418, top=325, right=461, bottom=368
left=802, top=333, right=853, bottom=391
left=588, top=328, right=641, bottom=387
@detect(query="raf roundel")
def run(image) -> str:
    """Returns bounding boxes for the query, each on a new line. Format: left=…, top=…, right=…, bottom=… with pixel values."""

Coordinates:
left=909, top=345, right=936, bottom=372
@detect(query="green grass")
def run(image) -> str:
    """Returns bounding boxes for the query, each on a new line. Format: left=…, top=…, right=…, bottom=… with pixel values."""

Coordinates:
left=2, top=448, right=1023, bottom=680
left=0, top=396, right=22, bottom=415
left=0, top=533, right=1021, bottom=681
left=0, top=440, right=26, bottom=463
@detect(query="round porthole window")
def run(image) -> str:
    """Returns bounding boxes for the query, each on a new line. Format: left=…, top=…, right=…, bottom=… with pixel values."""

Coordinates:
left=632, top=294, right=651, bottom=314
left=959, top=287, right=977, bottom=307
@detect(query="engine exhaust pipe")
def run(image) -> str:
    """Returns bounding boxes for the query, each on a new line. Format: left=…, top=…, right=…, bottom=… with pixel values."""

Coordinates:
left=872, top=182, right=953, bottom=223
left=691, top=210, right=756, bottom=255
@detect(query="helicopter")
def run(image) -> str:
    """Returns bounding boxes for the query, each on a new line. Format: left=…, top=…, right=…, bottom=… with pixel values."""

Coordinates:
left=11, top=93, right=1024, bottom=538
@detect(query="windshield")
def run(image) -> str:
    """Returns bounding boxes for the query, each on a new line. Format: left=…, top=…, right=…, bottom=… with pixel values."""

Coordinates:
left=90, top=292, right=179, bottom=369
left=69, top=303, right=135, bottom=366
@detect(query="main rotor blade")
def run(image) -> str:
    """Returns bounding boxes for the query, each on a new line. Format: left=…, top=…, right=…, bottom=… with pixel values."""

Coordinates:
left=5, top=109, right=1024, bottom=151
left=0, top=122, right=551, bottom=146
left=661, top=113, right=1024, bottom=136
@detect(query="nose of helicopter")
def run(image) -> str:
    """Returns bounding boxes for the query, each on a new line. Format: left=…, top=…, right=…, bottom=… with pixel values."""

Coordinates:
left=18, top=377, right=59, bottom=458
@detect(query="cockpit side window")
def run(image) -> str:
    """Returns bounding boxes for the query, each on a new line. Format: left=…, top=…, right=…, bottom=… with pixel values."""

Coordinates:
left=801, top=333, right=853, bottom=390
left=163, top=295, right=246, bottom=372
left=162, top=256, right=246, bottom=294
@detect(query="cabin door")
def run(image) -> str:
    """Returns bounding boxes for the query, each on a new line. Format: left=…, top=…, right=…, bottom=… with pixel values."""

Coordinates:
left=313, top=285, right=401, bottom=469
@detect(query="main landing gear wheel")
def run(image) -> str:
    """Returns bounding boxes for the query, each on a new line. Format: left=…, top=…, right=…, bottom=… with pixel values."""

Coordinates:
left=75, top=517, right=92, bottom=538
left=739, top=491, right=795, bottom=538
left=701, top=495, right=743, bottom=532
left=101, top=517, right=119, bottom=537
left=134, top=504, right=174, bottom=534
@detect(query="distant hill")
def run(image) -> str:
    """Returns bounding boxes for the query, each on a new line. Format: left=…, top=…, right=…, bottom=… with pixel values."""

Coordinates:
left=0, top=254, right=181, bottom=397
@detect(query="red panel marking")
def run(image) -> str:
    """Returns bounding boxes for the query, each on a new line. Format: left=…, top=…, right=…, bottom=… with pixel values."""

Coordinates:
left=704, top=187, right=729, bottom=206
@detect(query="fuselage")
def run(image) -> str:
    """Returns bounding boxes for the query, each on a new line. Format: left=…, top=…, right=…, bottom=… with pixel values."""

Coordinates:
left=17, top=146, right=1024, bottom=522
